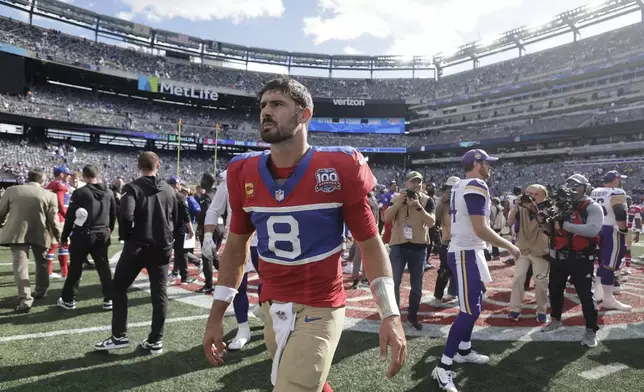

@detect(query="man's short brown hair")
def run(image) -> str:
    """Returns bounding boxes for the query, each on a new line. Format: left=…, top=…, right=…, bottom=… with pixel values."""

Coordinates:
left=138, top=151, right=159, bottom=171
left=82, top=165, right=99, bottom=179
left=28, top=169, right=45, bottom=184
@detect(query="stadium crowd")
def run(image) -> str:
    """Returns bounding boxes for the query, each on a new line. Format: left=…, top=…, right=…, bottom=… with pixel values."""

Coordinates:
left=3, top=15, right=644, bottom=101
left=1, top=138, right=642, bottom=202
left=4, top=86, right=644, bottom=149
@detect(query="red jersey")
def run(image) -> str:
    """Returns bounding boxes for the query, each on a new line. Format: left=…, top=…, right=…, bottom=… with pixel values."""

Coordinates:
left=628, top=205, right=641, bottom=229
left=227, top=146, right=377, bottom=307
left=45, top=180, right=68, bottom=222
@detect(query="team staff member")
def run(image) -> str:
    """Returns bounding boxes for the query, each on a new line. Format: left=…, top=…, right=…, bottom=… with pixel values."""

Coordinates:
left=507, top=184, right=550, bottom=323
left=0, top=169, right=61, bottom=312
left=95, top=152, right=179, bottom=355
left=167, top=176, right=195, bottom=285
left=540, top=174, right=603, bottom=348
left=384, top=170, right=435, bottom=331
left=196, top=172, right=220, bottom=294
left=57, top=165, right=117, bottom=311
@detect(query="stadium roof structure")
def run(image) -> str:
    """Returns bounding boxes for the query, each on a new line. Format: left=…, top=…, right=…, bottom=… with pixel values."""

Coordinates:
left=2, top=0, right=644, bottom=76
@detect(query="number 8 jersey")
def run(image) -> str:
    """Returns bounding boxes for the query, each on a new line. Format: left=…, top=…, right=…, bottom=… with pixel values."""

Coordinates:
left=449, top=178, right=491, bottom=251
left=227, top=146, right=377, bottom=308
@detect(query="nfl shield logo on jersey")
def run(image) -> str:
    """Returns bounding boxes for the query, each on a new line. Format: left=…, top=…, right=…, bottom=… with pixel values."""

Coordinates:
left=315, top=168, right=341, bottom=193
left=275, top=189, right=285, bottom=202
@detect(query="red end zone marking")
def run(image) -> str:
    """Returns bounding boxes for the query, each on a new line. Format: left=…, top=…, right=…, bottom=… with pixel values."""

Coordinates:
left=137, top=245, right=644, bottom=330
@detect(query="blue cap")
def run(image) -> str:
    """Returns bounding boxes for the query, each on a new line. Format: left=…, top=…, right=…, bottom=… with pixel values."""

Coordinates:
left=168, top=176, right=182, bottom=185
left=53, top=166, right=73, bottom=176
left=604, top=170, right=627, bottom=183
left=461, top=149, right=499, bottom=165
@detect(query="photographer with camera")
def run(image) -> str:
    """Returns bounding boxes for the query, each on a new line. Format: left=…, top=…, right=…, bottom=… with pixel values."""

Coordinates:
left=384, top=171, right=435, bottom=331
left=507, top=185, right=550, bottom=323
left=539, top=174, right=603, bottom=348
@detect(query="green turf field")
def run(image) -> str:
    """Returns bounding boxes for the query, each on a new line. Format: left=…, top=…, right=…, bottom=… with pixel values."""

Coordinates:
left=1, top=240, right=644, bottom=392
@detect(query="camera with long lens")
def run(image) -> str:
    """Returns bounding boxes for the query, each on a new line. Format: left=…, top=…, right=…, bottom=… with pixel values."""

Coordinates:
left=402, top=189, right=418, bottom=204
left=536, top=188, right=576, bottom=233
left=520, top=194, right=534, bottom=205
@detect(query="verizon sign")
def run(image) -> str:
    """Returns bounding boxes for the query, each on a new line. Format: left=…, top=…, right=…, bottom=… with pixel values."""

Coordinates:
left=332, top=98, right=366, bottom=107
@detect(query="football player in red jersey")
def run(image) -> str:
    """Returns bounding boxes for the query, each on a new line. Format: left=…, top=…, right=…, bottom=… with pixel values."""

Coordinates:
left=203, top=77, right=406, bottom=392
left=45, top=166, right=73, bottom=278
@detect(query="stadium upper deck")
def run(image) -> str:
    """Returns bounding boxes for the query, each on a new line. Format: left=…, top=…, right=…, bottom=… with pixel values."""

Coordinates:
left=2, top=0, right=644, bottom=101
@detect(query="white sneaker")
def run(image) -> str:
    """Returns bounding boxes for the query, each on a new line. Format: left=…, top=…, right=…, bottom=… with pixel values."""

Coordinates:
left=602, top=291, right=632, bottom=311
left=443, top=295, right=458, bottom=304
left=429, top=298, right=443, bottom=307
left=594, top=277, right=604, bottom=302
left=224, top=302, right=235, bottom=317
left=252, top=304, right=264, bottom=321
left=432, top=366, right=458, bottom=392
left=227, top=327, right=251, bottom=351
left=50, top=272, right=63, bottom=279
left=453, top=350, right=490, bottom=364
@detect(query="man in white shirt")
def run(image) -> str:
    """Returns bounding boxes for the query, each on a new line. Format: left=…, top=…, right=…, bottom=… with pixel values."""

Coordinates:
left=202, top=170, right=261, bottom=351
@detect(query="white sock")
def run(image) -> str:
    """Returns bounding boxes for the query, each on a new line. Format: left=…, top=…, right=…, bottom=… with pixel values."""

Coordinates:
left=458, top=341, right=472, bottom=351
left=237, top=322, right=250, bottom=333
left=441, top=355, right=453, bottom=366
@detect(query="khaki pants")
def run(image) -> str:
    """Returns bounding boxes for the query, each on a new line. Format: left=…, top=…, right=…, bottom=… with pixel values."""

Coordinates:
left=510, top=254, right=549, bottom=315
left=11, top=244, right=49, bottom=308
left=262, top=302, right=345, bottom=392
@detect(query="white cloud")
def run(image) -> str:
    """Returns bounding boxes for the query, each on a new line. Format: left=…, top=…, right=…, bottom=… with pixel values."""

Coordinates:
left=116, top=12, right=134, bottom=21
left=342, top=46, right=363, bottom=55
left=117, top=0, right=285, bottom=23
left=302, top=0, right=523, bottom=56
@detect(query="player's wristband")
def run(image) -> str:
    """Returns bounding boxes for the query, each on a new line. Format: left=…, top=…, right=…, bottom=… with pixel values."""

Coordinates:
left=370, top=277, right=400, bottom=319
left=204, top=232, right=213, bottom=241
left=213, top=285, right=238, bottom=303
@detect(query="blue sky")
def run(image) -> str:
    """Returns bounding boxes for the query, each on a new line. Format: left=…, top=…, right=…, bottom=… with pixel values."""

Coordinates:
left=1, top=0, right=641, bottom=78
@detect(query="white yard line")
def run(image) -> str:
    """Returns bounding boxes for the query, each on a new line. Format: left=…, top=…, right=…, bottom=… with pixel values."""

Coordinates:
left=579, top=363, right=630, bottom=380
left=0, top=314, right=209, bottom=343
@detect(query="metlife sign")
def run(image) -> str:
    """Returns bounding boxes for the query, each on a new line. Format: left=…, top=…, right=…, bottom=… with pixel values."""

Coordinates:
left=332, top=98, right=366, bottom=107
left=138, top=74, right=219, bottom=101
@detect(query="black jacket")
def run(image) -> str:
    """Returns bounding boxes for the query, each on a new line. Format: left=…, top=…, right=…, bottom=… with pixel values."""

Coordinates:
left=196, top=190, right=214, bottom=228
left=174, top=190, right=191, bottom=238
left=61, top=183, right=116, bottom=242
left=119, top=176, right=179, bottom=250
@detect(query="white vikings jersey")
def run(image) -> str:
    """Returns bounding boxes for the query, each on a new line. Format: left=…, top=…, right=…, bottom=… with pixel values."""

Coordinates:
left=250, top=231, right=258, bottom=247
left=591, top=187, right=626, bottom=228
left=506, top=195, right=518, bottom=209
left=449, top=178, right=491, bottom=251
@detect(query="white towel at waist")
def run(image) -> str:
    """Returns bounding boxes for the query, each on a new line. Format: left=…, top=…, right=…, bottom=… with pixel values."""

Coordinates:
left=269, top=302, right=297, bottom=386
left=475, top=249, right=492, bottom=283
